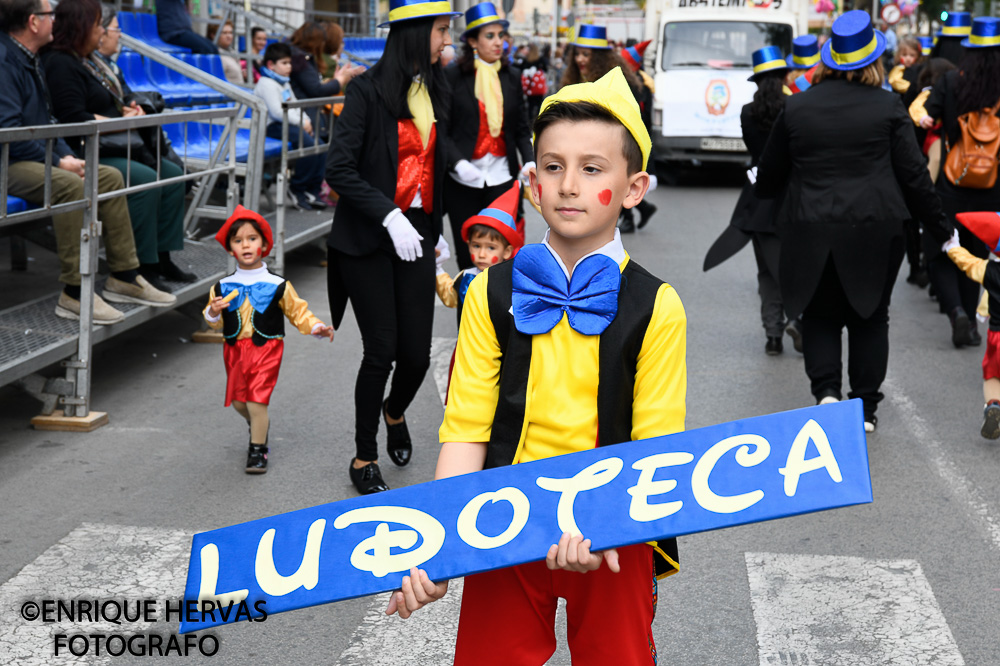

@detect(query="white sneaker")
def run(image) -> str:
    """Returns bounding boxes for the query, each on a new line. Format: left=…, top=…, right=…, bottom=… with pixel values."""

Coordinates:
left=819, top=396, right=840, bottom=406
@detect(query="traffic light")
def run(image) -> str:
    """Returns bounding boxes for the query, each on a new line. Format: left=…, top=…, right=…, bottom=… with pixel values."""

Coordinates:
left=941, top=10, right=949, bottom=21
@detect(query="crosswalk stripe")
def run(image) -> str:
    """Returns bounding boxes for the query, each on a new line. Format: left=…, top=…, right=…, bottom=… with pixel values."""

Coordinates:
left=746, top=551, right=964, bottom=666
left=0, top=523, right=193, bottom=666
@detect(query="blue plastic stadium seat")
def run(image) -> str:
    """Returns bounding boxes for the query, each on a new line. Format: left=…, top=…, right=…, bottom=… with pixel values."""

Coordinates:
left=4, top=196, right=35, bottom=215
left=117, top=51, right=153, bottom=91
left=117, top=11, right=140, bottom=38
left=135, top=12, right=191, bottom=54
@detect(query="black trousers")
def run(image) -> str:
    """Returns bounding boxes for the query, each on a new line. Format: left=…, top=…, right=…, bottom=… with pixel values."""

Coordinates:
left=801, top=245, right=903, bottom=418
left=329, top=209, right=436, bottom=462
left=444, top=177, right=514, bottom=270
left=925, top=221, right=986, bottom=320
left=752, top=232, right=785, bottom=338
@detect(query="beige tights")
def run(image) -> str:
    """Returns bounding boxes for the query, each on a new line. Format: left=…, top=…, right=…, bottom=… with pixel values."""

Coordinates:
left=232, top=400, right=270, bottom=445
left=985, top=379, right=1000, bottom=405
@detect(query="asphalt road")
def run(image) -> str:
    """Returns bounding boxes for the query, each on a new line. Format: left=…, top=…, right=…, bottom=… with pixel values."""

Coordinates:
left=1, top=168, right=998, bottom=665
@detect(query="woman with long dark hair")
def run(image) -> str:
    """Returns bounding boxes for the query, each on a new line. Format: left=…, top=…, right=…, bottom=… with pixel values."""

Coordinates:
left=756, top=11, right=953, bottom=432
left=917, top=17, right=1000, bottom=348
left=442, top=2, right=533, bottom=270
left=560, top=24, right=640, bottom=89
left=325, top=0, right=459, bottom=494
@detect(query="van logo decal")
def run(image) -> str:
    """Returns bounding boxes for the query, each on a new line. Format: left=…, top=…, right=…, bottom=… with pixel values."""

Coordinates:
left=705, top=79, right=730, bottom=116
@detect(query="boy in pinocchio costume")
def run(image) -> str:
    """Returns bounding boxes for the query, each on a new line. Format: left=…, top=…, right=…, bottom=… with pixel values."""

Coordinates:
left=204, top=206, right=334, bottom=474
left=946, top=212, right=1000, bottom=439
left=388, top=68, right=686, bottom=665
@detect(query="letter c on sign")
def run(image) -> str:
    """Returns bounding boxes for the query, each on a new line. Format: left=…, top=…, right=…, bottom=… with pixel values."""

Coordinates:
left=457, top=487, right=530, bottom=549
left=692, top=435, right=770, bottom=514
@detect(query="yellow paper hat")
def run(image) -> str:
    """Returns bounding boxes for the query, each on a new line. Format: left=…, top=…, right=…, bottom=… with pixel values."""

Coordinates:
left=536, top=67, right=651, bottom=171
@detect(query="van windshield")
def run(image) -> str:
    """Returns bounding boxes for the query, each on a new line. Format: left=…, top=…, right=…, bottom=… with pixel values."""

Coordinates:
left=661, top=21, right=793, bottom=69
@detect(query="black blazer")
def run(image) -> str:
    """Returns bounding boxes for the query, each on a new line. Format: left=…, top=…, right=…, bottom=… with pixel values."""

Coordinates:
left=290, top=46, right=342, bottom=100
left=325, top=72, right=447, bottom=257
left=756, top=78, right=952, bottom=319
left=442, top=64, right=534, bottom=178
left=729, top=104, right=777, bottom=234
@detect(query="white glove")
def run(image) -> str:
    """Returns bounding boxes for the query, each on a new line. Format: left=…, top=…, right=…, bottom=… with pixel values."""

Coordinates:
left=383, top=209, right=424, bottom=262
left=942, top=229, right=960, bottom=253
left=519, top=161, right=535, bottom=187
left=746, top=166, right=758, bottom=185
left=647, top=174, right=658, bottom=191
left=453, top=159, right=484, bottom=184
left=434, top=234, right=451, bottom=274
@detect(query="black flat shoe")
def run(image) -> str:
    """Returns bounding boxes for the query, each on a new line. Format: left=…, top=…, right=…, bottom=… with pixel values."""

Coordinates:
left=637, top=202, right=657, bottom=229
left=383, top=399, right=412, bottom=467
left=785, top=319, right=803, bottom=354
left=765, top=336, right=783, bottom=355
left=246, top=444, right=268, bottom=474
left=159, top=256, right=197, bottom=283
left=349, top=458, right=389, bottom=494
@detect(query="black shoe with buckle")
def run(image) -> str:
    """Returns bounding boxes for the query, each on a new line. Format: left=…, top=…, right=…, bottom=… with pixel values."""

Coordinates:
left=383, top=399, right=412, bottom=467
left=246, top=444, right=268, bottom=474
left=349, top=458, right=390, bottom=494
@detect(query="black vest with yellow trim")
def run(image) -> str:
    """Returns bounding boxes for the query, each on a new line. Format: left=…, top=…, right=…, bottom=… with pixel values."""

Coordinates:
left=216, top=280, right=288, bottom=346
left=485, top=258, right=680, bottom=578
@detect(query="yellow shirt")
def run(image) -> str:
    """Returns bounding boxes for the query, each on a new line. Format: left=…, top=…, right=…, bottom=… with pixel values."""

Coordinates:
left=205, top=280, right=323, bottom=339
left=440, top=257, right=687, bottom=463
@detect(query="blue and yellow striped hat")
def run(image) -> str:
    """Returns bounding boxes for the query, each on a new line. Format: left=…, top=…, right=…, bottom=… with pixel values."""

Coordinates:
left=937, top=11, right=972, bottom=38
left=572, top=24, right=611, bottom=50
left=786, top=35, right=820, bottom=69
left=918, top=36, right=934, bottom=56
left=461, top=2, right=508, bottom=39
left=962, top=17, right=1000, bottom=48
left=748, top=45, right=789, bottom=81
left=378, top=0, right=461, bottom=28
left=820, top=10, right=886, bottom=71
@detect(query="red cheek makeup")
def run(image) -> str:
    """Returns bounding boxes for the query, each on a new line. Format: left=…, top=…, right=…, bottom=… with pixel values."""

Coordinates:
left=598, top=189, right=612, bottom=206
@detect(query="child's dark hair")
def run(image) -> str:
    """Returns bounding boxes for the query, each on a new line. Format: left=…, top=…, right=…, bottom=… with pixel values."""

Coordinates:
left=467, top=224, right=510, bottom=247
left=533, top=101, right=643, bottom=175
left=916, top=57, right=956, bottom=90
left=263, top=42, right=292, bottom=66
left=226, top=218, right=266, bottom=247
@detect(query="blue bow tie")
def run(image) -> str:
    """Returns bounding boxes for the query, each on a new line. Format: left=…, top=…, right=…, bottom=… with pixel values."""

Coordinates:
left=511, top=244, right=621, bottom=336
left=220, top=282, right=280, bottom=314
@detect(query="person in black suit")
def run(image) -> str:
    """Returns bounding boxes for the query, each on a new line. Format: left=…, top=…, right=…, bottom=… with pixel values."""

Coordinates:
left=442, top=2, right=534, bottom=270
left=325, top=0, right=460, bottom=495
left=756, top=11, right=953, bottom=433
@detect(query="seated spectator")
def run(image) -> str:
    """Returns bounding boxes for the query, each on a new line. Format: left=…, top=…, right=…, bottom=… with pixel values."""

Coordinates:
left=254, top=42, right=327, bottom=211
left=43, top=0, right=196, bottom=293
left=156, top=0, right=217, bottom=55
left=289, top=21, right=363, bottom=101
left=249, top=26, right=267, bottom=80
left=0, top=0, right=175, bottom=324
left=207, top=20, right=244, bottom=85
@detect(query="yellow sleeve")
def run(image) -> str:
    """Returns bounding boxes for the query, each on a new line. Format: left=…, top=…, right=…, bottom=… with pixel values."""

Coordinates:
left=204, top=285, right=224, bottom=331
left=436, top=272, right=458, bottom=308
left=632, top=284, right=687, bottom=441
left=978, top=291, right=990, bottom=320
left=909, top=88, right=931, bottom=126
left=280, top=281, right=325, bottom=335
left=947, top=247, right=987, bottom=284
left=439, top=271, right=501, bottom=444
left=888, top=65, right=910, bottom=94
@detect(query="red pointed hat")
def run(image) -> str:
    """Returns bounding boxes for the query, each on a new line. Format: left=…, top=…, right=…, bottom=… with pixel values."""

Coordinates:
left=621, top=40, right=651, bottom=72
left=215, top=205, right=274, bottom=257
left=461, top=181, right=524, bottom=249
left=956, top=211, right=1000, bottom=252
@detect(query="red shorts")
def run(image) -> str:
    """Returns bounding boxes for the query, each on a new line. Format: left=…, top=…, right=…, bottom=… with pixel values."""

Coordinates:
left=223, top=338, right=283, bottom=406
left=983, top=330, right=1000, bottom=380
left=454, top=543, right=658, bottom=666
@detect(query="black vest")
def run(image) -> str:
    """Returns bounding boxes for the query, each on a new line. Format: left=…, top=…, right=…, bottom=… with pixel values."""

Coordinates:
left=216, top=280, right=288, bottom=346
left=484, top=258, right=680, bottom=577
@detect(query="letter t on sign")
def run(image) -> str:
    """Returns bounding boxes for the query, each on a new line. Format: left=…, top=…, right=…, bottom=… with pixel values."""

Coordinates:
left=536, top=458, right=624, bottom=537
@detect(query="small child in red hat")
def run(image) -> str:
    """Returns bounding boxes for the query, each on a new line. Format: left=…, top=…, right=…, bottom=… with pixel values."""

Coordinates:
left=946, top=212, right=1000, bottom=438
left=204, top=206, right=334, bottom=473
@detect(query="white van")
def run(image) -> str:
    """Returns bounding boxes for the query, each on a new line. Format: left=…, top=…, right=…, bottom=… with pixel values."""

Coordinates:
left=643, top=0, right=807, bottom=165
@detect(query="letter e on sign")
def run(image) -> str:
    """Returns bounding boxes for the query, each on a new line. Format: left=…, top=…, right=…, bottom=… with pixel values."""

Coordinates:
left=627, top=452, right=695, bottom=521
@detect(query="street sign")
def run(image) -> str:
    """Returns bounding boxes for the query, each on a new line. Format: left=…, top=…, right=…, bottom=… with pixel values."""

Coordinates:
left=502, top=0, right=514, bottom=14
left=881, top=3, right=901, bottom=25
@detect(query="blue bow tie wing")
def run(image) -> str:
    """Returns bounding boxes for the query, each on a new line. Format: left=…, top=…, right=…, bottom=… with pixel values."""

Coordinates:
left=220, top=282, right=279, bottom=314
left=566, top=255, right=621, bottom=335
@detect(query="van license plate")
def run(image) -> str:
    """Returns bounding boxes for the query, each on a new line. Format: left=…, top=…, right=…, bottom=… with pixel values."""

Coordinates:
left=700, top=138, right=746, bottom=151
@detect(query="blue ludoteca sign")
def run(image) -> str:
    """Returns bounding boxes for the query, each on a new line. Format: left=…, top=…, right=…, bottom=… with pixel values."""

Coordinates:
left=180, top=400, right=871, bottom=633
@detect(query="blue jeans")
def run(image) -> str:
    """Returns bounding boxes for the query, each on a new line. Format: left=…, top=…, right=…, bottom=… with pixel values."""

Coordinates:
left=162, top=30, right=218, bottom=55
left=266, top=122, right=324, bottom=196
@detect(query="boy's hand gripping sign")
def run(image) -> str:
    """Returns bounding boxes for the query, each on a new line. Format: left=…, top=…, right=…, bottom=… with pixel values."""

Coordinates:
left=180, top=400, right=871, bottom=632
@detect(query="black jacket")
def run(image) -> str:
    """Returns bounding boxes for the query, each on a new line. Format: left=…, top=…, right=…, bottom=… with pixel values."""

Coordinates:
left=730, top=103, right=778, bottom=234
left=325, top=71, right=447, bottom=256
left=290, top=45, right=342, bottom=101
left=756, top=78, right=952, bottom=319
left=441, top=63, right=533, bottom=178
left=0, top=33, right=73, bottom=166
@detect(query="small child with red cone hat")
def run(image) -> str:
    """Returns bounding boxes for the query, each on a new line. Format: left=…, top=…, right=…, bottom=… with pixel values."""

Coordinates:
left=946, top=212, right=1000, bottom=437
left=204, top=206, right=334, bottom=473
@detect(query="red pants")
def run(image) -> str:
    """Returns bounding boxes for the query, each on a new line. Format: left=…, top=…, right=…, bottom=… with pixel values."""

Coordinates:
left=223, top=338, right=283, bottom=406
left=454, top=544, right=657, bottom=666
left=983, top=330, right=1000, bottom=380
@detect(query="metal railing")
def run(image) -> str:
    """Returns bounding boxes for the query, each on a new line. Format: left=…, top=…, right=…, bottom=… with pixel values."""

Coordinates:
left=244, top=1, right=369, bottom=36
left=0, top=107, right=239, bottom=417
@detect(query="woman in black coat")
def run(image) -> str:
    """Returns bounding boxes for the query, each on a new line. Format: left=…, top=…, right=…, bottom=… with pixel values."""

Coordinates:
left=325, top=3, right=459, bottom=495
left=756, top=11, right=953, bottom=432
left=442, top=2, right=533, bottom=270
left=917, top=20, right=1000, bottom=347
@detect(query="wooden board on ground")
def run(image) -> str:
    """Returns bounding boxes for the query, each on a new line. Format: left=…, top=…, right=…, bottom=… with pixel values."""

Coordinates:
left=31, top=409, right=109, bottom=432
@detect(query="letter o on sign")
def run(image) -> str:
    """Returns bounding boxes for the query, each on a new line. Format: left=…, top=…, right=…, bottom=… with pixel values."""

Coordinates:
left=457, top=487, right=531, bottom=550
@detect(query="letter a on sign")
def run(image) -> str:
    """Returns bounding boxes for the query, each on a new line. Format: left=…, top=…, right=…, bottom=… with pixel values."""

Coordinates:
left=779, top=419, right=843, bottom=496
